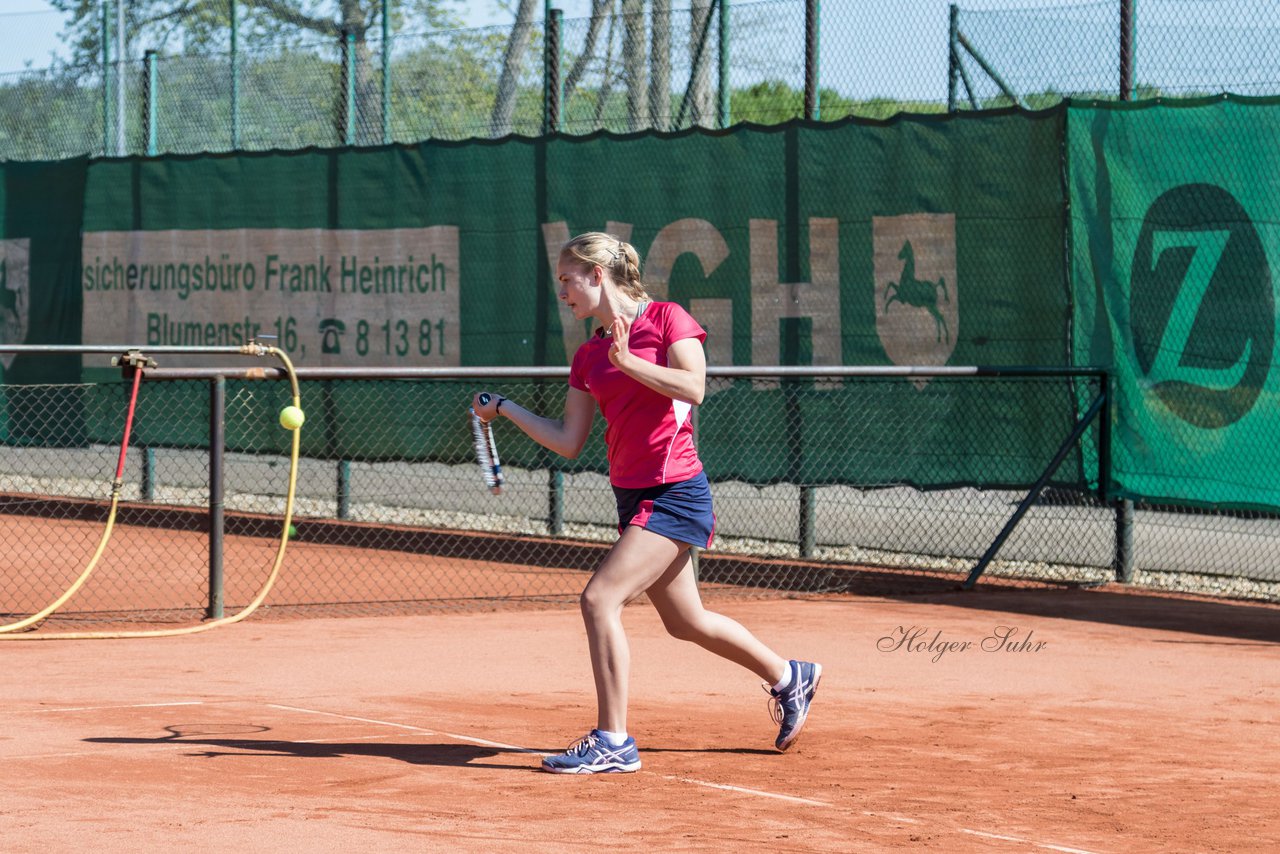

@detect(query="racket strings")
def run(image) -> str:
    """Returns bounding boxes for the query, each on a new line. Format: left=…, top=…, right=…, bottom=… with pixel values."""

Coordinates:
left=470, top=409, right=504, bottom=494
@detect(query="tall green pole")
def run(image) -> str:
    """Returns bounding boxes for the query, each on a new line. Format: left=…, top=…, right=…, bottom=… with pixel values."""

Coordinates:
left=145, top=49, right=157, bottom=155
left=717, top=0, right=729, bottom=128
left=344, top=29, right=356, bottom=146
left=230, top=0, right=240, bottom=149
left=947, top=4, right=958, bottom=112
left=101, top=0, right=111, bottom=156
left=1120, top=0, right=1136, bottom=100
left=804, top=0, right=820, bottom=120
left=116, top=0, right=126, bottom=155
left=544, top=7, right=562, bottom=134
left=381, top=0, right=391, bottom=144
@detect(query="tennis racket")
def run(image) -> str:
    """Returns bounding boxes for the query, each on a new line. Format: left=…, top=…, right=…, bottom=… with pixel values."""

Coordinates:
left=470, top=393, right=504, bottom=495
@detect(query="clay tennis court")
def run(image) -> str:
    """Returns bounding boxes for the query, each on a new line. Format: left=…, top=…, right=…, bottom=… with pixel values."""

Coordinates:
left=4, top=560, right=1278, bottom=852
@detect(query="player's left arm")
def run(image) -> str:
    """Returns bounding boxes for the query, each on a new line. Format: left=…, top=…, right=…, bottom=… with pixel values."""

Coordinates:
left=609, top=317, right=706, bottom=405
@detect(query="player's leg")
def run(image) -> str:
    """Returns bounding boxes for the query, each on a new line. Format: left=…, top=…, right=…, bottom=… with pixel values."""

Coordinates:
left=541, top=525, right=679, bottom=774
left=647, top=557, right=822, bottom=752
left=646, top=552, right=789, bottom=683
left=582, top=525, right=684, bottom=732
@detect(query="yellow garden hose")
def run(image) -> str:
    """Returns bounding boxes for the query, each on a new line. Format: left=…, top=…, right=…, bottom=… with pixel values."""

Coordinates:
left=0, top=364, right=145, bottom=634
left=0, top=344, right=301, bottom=641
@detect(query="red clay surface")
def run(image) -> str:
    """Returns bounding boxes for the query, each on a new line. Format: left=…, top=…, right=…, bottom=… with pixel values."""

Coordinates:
left=3, top=589, right=1279, bottom=852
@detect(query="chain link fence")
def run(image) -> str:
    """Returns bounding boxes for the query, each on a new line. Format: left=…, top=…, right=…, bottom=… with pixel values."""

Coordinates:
left=954, top=0, right=1280, bottom=109
left=3, top=366, right=1276, bottom=632
left=7, top=1, right=1280, bottom=160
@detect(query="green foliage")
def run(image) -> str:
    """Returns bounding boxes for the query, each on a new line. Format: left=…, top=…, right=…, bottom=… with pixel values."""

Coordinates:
left=1, top=8, right=1168, bottom=160
left=47, top=1, right=467, bottom=66
left=729, top=80, right=946, bottom=124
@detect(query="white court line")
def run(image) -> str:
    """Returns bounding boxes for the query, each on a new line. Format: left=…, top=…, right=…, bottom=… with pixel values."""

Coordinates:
left=664, top=776, right=831, bottom=807
left=296, top=733, right=419, bottom=744
left=19, top=701, right=205, bottom=714
left=961, top=828, right=1103, bottom=854
left=963, top=831, right=1028, bottom=844
left=263, top=702, right=1104, bottom=853
left=267, top=703, right=538, bottom=753
left=267, top=704, right=435, bottom=733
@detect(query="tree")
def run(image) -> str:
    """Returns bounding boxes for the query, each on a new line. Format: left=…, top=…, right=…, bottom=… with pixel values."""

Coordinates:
left=686, top=0, right=713, bottom=126
left=490, top=0, right=538, bottom=137
left=50, top=1, right=467, bottom=145
left=620, top=0, right=645, bottom=131
left=647, top=0, right=669, bottom=130
left=562, top=0, right=612, bottom=107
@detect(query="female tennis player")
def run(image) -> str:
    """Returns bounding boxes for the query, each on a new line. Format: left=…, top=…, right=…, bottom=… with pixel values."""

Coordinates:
left=472, top=232, right=821, bottom=774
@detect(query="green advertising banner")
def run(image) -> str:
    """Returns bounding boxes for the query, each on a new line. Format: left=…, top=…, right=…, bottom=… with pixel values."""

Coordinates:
left=7, top=112, right=1080, bottom=487
left=1, top=158, right=88, bottom=445
left=1069, top=96, right=1280, bottom=509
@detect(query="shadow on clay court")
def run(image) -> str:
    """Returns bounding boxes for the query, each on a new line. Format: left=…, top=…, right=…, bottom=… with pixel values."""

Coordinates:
left=85, top=731, right=543, bottom=771
left=84, top=727, right=782, bottom=767
left=701, top=558, right=1278, bottom=645
left=900, top=586, right=1280, bottom=645
left=640, top=746, right=776, bottom=756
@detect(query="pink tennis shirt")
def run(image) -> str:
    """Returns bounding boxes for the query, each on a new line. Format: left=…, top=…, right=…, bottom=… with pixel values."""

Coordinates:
left=569, top=301, right=707, bottom=488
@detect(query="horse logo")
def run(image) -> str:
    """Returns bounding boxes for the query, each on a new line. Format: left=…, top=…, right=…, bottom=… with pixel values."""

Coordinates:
left=885, top=241, right=950, bottom=343
left=873, top=214, right=958, bottom=386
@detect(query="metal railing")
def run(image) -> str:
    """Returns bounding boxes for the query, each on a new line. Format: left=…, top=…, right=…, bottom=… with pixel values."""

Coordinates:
left=5, top=358, right=1276, bottom=631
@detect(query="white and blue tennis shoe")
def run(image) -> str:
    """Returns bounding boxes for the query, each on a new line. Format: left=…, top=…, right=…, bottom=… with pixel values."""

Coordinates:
left=768, top=659, right=823, bottom=752
left=541, top=729, right=642, bottom=774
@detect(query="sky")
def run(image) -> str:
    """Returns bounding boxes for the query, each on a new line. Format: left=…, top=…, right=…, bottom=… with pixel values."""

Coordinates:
left=0, top=0, right=1203, bottom=101
left=0, top=0, right=1025, bottom=73
left=0, top=1, right=527, bottom=73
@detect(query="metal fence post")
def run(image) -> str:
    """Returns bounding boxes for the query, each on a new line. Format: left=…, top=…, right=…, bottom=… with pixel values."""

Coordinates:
left=799, top=485, right=816, bottom=558
left=1120, top=0, right=1136, bottom=100
left=101, top=0, right=111, bottom=157
left=804, top=0, right=820, bottom=120
left=1115, top=498, right=1135, bottom=582
left=230, top=0, right=240, bottom=149
left=116, top=0, right=126, bottom=155
left=549, top=469, right=565, bottom=535
left=718, top=0, right=730, bottom=128
left=947, top=4, right=959, bottom=112
left=343, top=29, right=357, bottom=146
left=207, top=376, right=226, bottom=619
left=144, top=50, right=158, bottom=156
left=544, top=7, right=563, bottom=134
left=142, top=446, right=156, bottom=500
left=337, top=459, right=351, bottom=519
left=381, top=0, right=391, bottom=144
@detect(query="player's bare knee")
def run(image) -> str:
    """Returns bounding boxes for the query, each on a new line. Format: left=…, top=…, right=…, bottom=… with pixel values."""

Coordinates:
left=579, top=585, right=616, bottom=623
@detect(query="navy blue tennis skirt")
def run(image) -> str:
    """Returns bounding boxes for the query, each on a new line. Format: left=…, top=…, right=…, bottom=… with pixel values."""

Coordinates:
left=613, top=471, right=716, bottom=549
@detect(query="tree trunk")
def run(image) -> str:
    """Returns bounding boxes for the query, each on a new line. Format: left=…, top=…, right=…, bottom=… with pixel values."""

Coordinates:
left=621, top=0, right=646, bottom=131
left=649, top=0, right=671, bottom=130
left=491, top=0, right=540, bottom=137
left=563, top=0, right=614, bottom=105
left=594, top=9, right=618, bottom=126
left=688, top=0, right=714, bottom=127
left=335, top=2, right=370, bottom=144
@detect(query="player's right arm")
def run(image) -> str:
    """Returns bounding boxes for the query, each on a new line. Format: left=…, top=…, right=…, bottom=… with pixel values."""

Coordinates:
left=472, top=387, right=596, bottom=459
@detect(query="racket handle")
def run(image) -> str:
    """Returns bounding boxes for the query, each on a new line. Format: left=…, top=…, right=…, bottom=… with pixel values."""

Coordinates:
left=478, top=392, right=491, bottom=406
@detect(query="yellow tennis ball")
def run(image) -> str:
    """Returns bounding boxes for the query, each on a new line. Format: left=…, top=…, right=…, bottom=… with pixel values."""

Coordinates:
left=279, top=405, right=305, bottom=430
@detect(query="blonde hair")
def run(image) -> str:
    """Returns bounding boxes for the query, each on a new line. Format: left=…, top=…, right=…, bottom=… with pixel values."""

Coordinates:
left=559, top=232, right=650, bottom=301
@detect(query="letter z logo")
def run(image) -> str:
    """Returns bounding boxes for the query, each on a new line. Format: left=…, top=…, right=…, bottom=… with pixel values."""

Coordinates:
left=1130, top=184, right=1273, bottom=428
